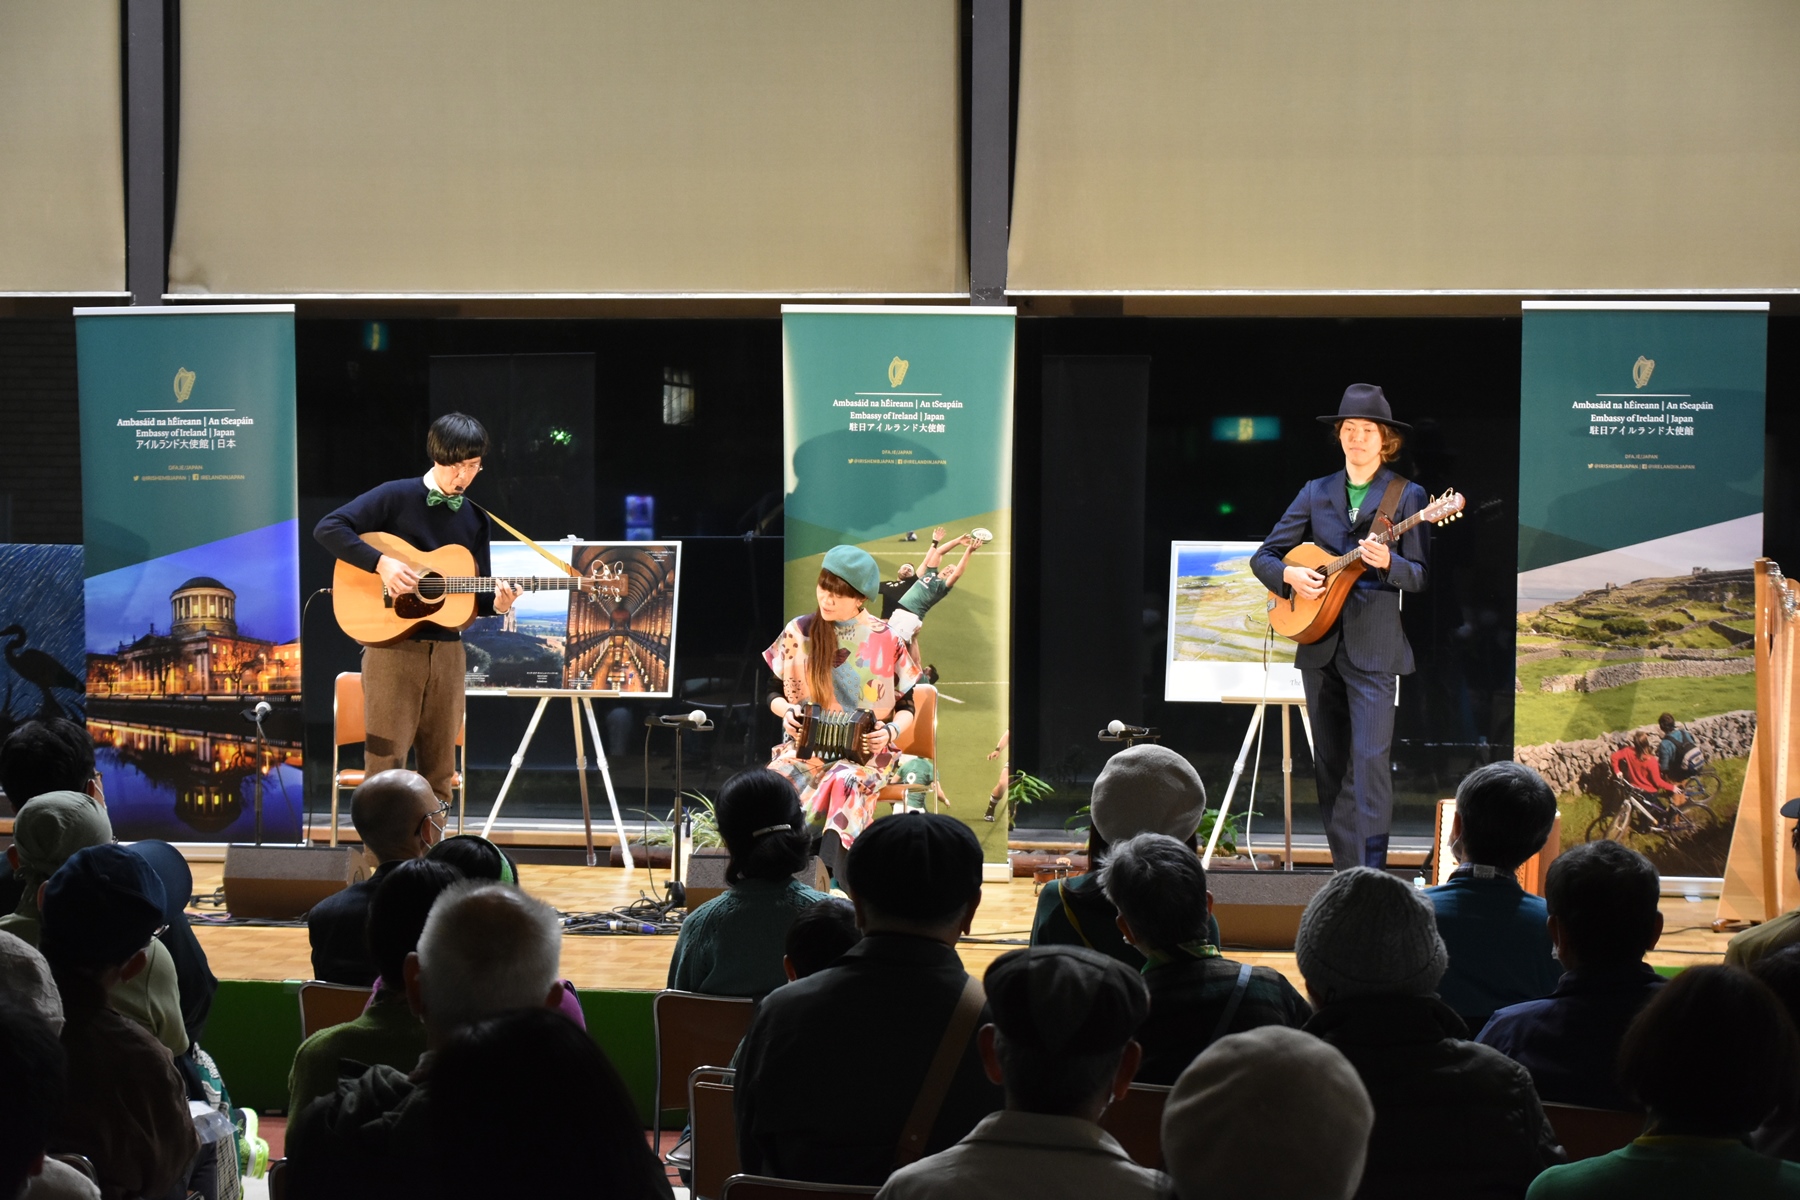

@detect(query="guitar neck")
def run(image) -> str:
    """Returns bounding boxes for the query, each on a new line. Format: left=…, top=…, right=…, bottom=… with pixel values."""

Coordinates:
left=1323, top=507, right=1434, bottom=575
left=430, top=577, right=583, bottom=594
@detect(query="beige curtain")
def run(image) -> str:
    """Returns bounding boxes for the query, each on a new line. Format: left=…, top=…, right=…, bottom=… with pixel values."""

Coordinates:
left=0, top=1, right=124, bottom=294
left=168, top=1, right=964, bottom=297
left=1009, top=1, right=1800, bottom=293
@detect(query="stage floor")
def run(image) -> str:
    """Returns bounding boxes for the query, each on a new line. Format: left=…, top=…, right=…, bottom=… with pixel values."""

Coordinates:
left=187, top=863, right=1734, bottom=992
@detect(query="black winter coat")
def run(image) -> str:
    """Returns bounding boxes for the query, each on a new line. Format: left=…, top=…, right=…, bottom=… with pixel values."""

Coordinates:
left=1306, top=994, right=1564, bottom=1200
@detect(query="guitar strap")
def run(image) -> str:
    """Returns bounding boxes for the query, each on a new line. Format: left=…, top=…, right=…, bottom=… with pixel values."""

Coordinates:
left=1372, top=476, right=1408, bottom=535
left=467, top=500, right=583, bottom=580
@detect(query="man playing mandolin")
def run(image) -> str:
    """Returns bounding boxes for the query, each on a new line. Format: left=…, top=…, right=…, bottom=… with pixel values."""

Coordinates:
left=315, top=413, right=520, bottom=808
left=1251, top=385, right=1429, bottom=871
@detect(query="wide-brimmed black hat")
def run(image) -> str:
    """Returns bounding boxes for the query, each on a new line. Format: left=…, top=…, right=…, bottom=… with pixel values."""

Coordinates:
left=1317, top=383, right=1410, bottom=433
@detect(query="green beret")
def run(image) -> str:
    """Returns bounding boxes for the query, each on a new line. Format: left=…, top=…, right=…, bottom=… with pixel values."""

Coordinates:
left=820, top=545, right=880, bottom=601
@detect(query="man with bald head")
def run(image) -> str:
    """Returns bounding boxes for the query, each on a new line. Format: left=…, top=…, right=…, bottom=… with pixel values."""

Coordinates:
left=306, top=769, right=445, bottom=984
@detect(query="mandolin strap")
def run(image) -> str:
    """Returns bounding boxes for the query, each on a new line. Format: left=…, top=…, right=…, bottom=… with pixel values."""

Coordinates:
left=1373, top=476, right=1407, bottom=536
left=467, top=500, right=582, bottom=580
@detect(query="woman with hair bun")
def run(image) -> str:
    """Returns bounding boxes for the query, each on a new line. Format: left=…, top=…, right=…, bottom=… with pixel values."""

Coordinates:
left=666, top=769, right=828, bottom=999
left=764, top=545, right=921, bottom=875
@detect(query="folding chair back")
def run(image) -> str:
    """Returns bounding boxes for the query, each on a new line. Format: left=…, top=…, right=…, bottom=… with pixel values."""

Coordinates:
left=298, top=981, right=373, bottom=1039
left=689, top=1067, right=740, bottom=1200
left=1542, top=1102, right=1645, bottom=1161
left=720, top=1176, right=880, bottom=1200
left=652, top=990, right=757, bottom=1147
left=1098, top=1082, right=1170, bottom=1169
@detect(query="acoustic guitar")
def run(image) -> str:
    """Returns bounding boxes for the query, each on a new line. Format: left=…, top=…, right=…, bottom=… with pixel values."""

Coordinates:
left=332, top=532, right=617, bottom=647
left=1265, top=488, right=1466, bottom=644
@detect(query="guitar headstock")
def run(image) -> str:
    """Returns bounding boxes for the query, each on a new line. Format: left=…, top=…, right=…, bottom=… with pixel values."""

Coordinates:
left=579, top=559, right=628, bottom=602
left=1423, top=488, right=1466, bottom=525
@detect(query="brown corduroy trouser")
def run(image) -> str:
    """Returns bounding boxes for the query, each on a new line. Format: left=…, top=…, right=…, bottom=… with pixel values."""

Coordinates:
left=361, top=639, right=464, bottom=804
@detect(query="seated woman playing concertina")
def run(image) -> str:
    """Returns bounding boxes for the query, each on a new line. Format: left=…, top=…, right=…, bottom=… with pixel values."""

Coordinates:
left=666, top=768, right=829, bottom=999
left=765, top=545, right=921, bottom=876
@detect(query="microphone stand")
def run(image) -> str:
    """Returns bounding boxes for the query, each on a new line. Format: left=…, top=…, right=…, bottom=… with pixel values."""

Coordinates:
left=244, top=702, right=272, bottom=846
left=645, top=713, right=714, bottom=896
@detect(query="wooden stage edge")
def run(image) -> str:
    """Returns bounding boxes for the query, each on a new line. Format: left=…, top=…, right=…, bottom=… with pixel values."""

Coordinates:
left=188, top=863, right=1732, bottom=995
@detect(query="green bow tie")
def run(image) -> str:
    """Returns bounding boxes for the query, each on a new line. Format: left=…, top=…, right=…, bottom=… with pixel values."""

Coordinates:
left=426, top=491, right=464, bottom=512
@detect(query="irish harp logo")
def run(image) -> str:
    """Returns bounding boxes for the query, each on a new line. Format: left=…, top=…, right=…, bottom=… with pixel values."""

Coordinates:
left=1631, top=356, right=1655, bottom=389
left=173, top=367, right=197, bottom=403
left=888, top=356, right=910, bottom=388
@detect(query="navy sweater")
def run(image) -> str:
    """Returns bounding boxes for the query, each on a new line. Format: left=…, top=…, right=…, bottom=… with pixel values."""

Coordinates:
left=314, top=478, right=495, bottom=641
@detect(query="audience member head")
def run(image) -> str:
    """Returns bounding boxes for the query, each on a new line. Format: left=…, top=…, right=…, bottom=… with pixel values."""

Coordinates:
left=1618, top=964, right=1800, bottom=1137
left=367, top=859, right=463, bottom=992
left=784, top=898, right=861, bottom=980
left=1296, top=867, right=1448, bottom=1007
left=5, top=790, right=112, bottom=922
left=842, top=813, right=983, bottom=942
left=38, top=844, right=165, bottom=988
left=406, top=881, right=562, bottom=1044
left=426, top=1007, right=663, bottom=1200
left=1451, top=761, right=1557, bottom=872
left=1100, top=832, right=1211, bottom=957
left=351, top=769, right=443, bottom=863
left=1750, top=944, right=1800, bottom=1034
left=427, top=834, right=518, bottom=886
left=1087, top=745, right=1206, bottom=865
left=1544, top=840, right=1662, bottom=971
left=1162, top=1026, right=1373, bottom=1200
left=0, top=718, right=96, bottom=814
left=0, top=931, right=62, bottom=1035
left=123, top=840, right=194, bottom=928
left=715, top=768, right=810, bottom=886
left=0, top=996, right=70, bottom=1199
left=980, top=947, right=1148, bottom=1121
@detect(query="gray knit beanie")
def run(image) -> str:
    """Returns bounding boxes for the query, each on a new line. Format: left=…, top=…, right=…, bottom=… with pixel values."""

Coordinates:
left=1295, top=867, right=1447, bottom=1003
left=1090, top=745, right=1206, bottom=843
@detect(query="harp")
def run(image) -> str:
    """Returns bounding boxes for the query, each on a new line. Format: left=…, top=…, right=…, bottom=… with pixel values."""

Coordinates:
left=795, top=705, right=877, bottom=765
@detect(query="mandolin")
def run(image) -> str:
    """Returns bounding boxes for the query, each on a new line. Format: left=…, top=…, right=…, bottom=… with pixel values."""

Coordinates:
left=331, top=532, right=620, bottom=647
left=1265, top=489, right=1466, bottom=644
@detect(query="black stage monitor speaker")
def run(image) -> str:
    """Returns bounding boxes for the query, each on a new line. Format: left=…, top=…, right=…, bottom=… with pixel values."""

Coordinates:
left=1209, top=869, right=1336, bottom=950
left=222, top=845, right=363, bottom=919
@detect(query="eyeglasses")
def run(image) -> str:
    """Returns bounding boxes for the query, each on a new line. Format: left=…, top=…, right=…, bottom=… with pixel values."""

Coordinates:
left=418, top=800, right=451, bottom=842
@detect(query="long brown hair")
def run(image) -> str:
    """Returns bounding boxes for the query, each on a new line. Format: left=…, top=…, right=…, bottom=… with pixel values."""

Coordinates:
left=808, top=570, right=864, bottom=706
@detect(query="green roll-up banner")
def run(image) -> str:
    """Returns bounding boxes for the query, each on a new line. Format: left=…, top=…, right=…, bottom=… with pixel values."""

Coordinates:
left=781, top=305, right=1015, bottom=861
left=1515, top=301, right=1768, bottom=878
left=75, top=305, right=303, bottom=843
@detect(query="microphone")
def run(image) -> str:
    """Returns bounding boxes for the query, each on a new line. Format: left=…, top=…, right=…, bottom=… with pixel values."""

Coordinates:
left=646, top=711, right=715, bottom=731
left=1099, top=719, right=1158, bottom=743
left=253, top=701, right=272, bottom=720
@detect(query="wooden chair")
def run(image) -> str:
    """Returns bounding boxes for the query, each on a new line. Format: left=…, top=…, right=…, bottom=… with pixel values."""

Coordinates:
left=332, top=671, right=466, bottom=844
left=1098, top=1082, right=1170, bottom=1169
left=879, top=683, right=940, bottom=813
left=1542, top=1102, right=1645, bottom=1161
left=689, top=1066, right=740, bottom=1200
left=297, top=980, right=374, bottom=1039
left=651, top=990, right=758, bottom=1158
left=720, top=1177, right=880, bottom=1200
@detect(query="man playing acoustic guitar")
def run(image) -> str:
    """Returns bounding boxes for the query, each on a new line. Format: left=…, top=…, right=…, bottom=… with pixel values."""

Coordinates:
left=1251, top=385, right=1429, bottom=870
left=315, top=414, right=520, bottom=808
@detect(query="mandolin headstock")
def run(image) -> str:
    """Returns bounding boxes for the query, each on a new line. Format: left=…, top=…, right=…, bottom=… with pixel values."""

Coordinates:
left=1423, top=488, right=1466, bottom=525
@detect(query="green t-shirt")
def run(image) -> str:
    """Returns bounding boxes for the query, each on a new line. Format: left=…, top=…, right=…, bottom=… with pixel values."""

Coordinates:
left=1346, top=478, right=1372, bottom=524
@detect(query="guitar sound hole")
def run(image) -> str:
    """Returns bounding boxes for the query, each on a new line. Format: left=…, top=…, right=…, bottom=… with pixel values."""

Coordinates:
left=414, top=573, right=446, bottom=600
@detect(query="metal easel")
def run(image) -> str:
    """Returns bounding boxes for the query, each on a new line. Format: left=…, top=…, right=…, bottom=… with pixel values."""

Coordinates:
left=1202, top=690, right=1314, bottom=871
left=478, top=688, right=634, bottom=868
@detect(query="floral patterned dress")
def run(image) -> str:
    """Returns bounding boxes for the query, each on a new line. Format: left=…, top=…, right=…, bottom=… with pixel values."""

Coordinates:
left=764, top=609, right=921, bottom=846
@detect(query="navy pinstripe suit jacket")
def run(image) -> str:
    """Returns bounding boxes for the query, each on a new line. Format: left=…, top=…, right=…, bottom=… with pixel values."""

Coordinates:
left=1251, top=466, right=1429, bottom=675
